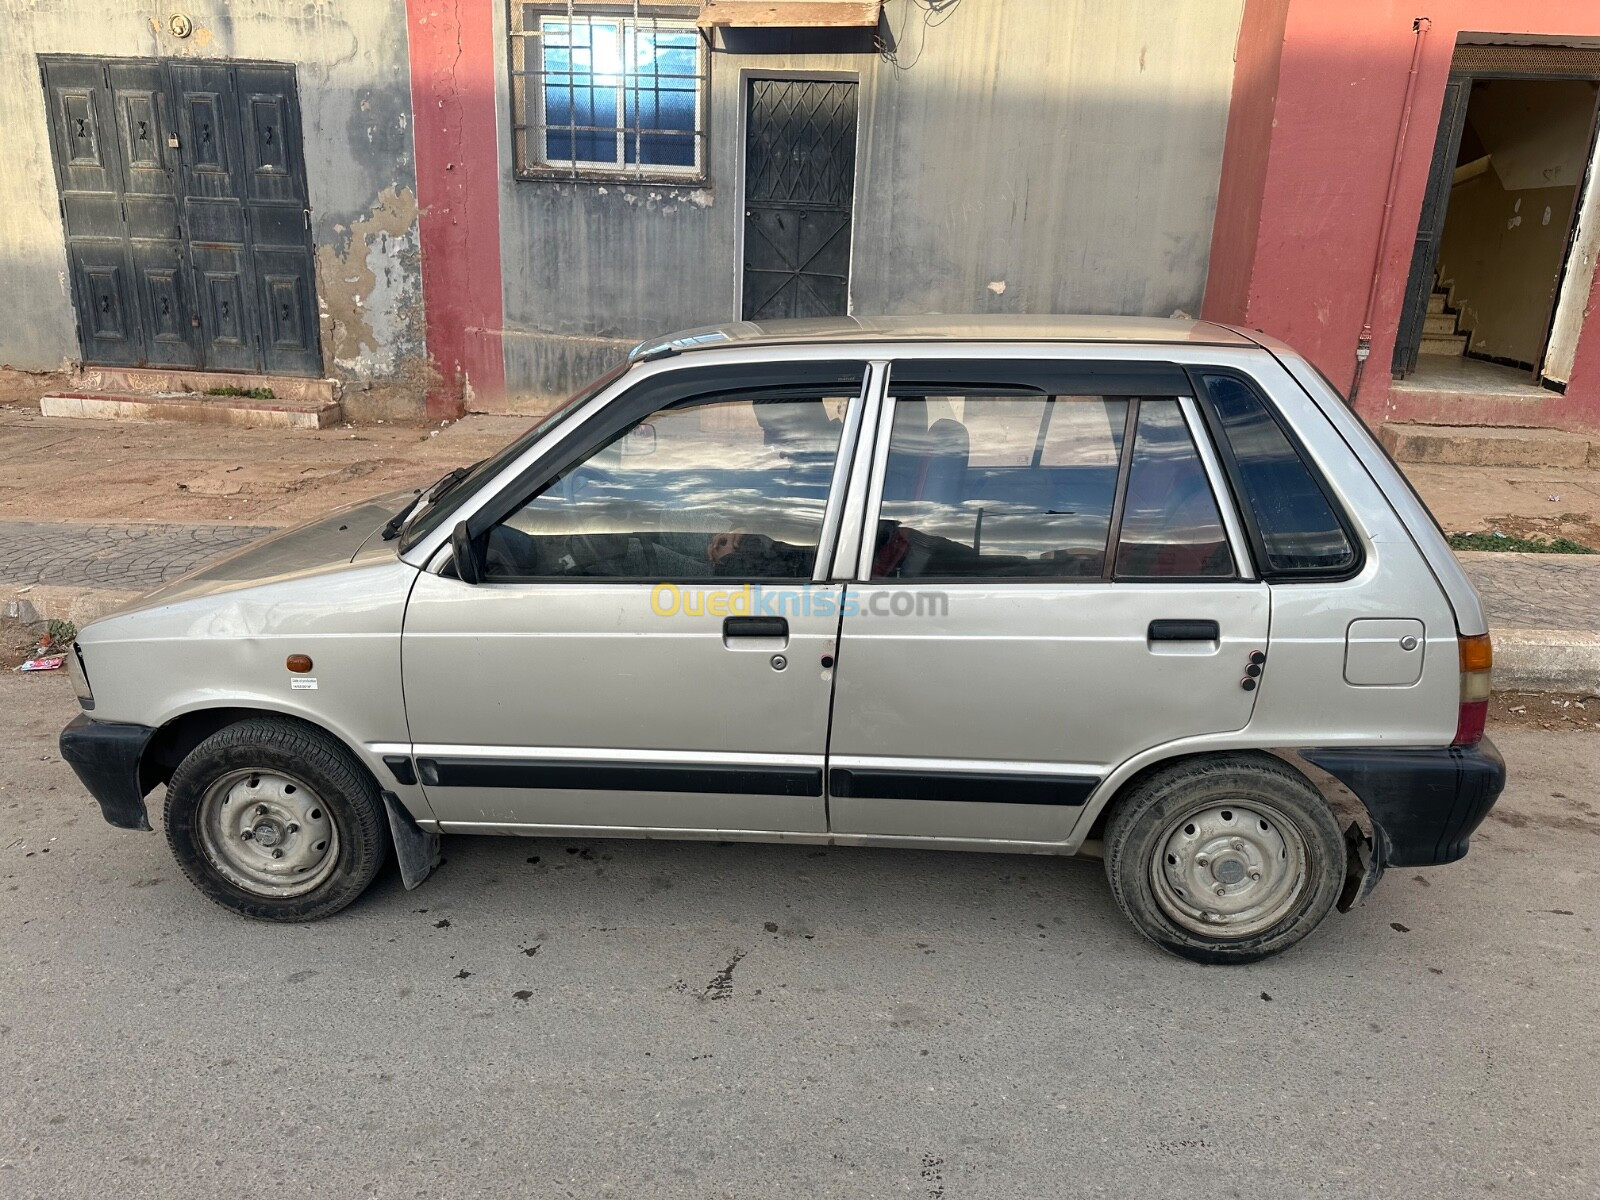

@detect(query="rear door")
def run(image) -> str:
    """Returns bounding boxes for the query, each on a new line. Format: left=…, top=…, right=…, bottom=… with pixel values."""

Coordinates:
left=826, top=358, right=1269, bottom=845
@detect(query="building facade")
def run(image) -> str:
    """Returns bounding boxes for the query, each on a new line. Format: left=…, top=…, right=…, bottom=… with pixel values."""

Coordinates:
left=5, top=0, right=1600, bottom=436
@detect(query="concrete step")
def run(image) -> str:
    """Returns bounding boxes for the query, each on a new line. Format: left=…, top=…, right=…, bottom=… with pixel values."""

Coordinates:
left=1380, top=422, right=1595, bottom=468
left=69, top=366, right=338, bottom=406
left=1427, top=292, right=1447, bottom=314
left=1423, top=312, right=1458, bottom=336
left=40, top=391, right=342, bottom=430
left=1418, top=333, right=1468, bottom=356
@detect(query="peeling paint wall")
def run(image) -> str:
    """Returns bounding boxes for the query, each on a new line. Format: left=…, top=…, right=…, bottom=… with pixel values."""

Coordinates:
left=490, top=0, right=1246, bottom=400
left=0, top=0, right=423, bottom=389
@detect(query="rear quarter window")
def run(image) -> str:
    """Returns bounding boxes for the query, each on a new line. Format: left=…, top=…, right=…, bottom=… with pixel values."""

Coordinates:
left=1199, top=374, right=1358, bottom=577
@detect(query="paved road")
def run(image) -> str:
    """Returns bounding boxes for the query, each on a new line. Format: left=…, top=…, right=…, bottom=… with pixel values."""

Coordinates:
left=2, top=674, right=1596, bottom=1199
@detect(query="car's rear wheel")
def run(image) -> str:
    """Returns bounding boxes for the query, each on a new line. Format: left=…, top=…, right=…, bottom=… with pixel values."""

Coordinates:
left=163, top=717, right=387, bottom=920
left=1104, top=755, right=1345, bottom=964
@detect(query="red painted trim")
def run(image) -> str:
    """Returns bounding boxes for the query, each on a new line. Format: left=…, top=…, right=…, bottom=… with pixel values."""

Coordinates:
left=406, top=0, right=505, bottom=419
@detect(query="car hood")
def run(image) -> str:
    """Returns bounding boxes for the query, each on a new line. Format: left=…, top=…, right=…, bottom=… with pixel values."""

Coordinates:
left=112, top=491, right=413, bottom=612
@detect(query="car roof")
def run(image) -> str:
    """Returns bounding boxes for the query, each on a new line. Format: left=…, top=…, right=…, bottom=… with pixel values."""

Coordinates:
left=630, top=314, right=1257, bottom=360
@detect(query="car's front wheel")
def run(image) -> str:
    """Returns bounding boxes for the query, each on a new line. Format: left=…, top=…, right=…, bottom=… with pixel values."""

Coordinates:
left=163, top=717, right=388, bottom=920
left=1104, top=754, right=1346, bottom=964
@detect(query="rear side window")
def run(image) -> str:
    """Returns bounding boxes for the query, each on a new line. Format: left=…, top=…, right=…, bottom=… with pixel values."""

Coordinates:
left=1201, top=375, right=1358, bottom=576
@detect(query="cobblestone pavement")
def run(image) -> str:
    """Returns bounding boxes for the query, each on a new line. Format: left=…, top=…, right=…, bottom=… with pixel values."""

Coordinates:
left=0, top=520, right=278, bottom=591
left=1456, top=551, right=1600, bottom=631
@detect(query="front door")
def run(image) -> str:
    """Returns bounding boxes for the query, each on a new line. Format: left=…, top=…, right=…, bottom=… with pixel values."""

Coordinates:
left=401, top=362, right=867, bottom=834
left=741, top=77, right=858, bottom=320
left=826, top=360, right=1270, bottom=845
left=41, top=55, right=321, bottom=376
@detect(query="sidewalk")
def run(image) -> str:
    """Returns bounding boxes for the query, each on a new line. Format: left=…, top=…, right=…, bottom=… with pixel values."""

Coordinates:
left=2, top=395, right=1599, bottom=693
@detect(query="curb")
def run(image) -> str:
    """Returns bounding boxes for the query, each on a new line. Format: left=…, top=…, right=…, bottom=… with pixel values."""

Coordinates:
left=2, top=584, right=142, bottom=630
left=1490, top=628, right=1600, bottom=695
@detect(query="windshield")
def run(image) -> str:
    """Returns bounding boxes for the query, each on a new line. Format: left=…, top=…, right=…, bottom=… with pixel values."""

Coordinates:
left=399, top=359, right=632, bottom=552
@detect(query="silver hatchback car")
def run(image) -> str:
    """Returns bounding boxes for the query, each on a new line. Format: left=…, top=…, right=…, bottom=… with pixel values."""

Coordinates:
left=59, top=316, right=1504, bottom=963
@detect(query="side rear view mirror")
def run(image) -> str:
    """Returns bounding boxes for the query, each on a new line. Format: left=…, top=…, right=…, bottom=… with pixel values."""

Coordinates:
left=451, top=520, right=482, bottom=584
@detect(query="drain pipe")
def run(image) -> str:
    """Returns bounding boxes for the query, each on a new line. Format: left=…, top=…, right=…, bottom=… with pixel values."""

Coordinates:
left=1351, top=15, right=1432, bottom=404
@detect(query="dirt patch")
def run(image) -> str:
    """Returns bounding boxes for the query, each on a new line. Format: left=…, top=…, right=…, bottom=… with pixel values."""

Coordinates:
left=1489, top=691, right=1600, bottom=733
left=0, top=623, right=39, bottom=671
left=1464, top=512, right=1600, bottom=552
left=0, top=368, right=69, bottom=410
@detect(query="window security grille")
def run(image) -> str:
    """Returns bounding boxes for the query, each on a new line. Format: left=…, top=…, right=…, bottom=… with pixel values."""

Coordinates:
left=510, top=3, right=707, bottom=181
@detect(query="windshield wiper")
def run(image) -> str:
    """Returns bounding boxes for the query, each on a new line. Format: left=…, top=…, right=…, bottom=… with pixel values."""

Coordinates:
left=381, top=465, right=472, bottom=541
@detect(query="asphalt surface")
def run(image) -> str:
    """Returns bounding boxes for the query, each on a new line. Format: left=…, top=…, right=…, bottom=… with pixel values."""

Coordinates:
left=2, top=673, right=1597, bottom=1199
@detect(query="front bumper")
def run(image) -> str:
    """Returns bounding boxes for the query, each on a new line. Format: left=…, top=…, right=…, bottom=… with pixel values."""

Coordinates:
left=1303, top=738, right=1506, bottom=868
left=59, top=713, right=157, bottom=831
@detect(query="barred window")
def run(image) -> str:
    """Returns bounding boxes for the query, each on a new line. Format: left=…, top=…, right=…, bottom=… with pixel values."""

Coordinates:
left=511, top=4, right=707, bottom=181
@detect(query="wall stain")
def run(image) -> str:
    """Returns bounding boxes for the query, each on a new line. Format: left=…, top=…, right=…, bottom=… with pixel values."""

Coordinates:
left=316, top=185, right=424, bottom=380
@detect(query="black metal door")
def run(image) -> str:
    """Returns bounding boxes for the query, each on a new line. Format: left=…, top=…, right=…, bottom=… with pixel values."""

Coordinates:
left=742, top=78, right=858, bottom=321
left=42, top=56, right=321, bottom=377
left=1392, top=76, right=1472, bottom=378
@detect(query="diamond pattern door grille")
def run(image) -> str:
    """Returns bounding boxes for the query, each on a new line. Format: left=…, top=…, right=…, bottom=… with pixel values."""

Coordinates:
left=742, top=79, right=858, bottom=321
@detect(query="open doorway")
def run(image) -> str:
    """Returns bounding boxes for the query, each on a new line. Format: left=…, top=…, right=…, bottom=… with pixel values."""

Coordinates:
left=1394, top=47, right=1600, bottom=395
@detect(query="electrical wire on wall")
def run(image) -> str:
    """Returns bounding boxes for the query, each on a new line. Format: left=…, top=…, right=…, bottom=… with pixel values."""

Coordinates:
left=876, top=0, right=964, bottom=73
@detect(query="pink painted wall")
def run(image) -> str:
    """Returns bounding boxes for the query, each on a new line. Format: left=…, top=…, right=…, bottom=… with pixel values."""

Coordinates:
left=406, top=0, right=505, bottom=419
left=1205, top=0, right=1600, bottom=432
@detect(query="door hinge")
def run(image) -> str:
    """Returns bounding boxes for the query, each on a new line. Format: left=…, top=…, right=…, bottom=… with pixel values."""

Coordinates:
left=102, top=65, right=111, bottom=89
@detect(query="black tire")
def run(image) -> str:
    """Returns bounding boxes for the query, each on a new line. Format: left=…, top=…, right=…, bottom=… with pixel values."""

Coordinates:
left=163, top=717, right=388, bottom=921
left=1104, top=754, right=1346, bottom=964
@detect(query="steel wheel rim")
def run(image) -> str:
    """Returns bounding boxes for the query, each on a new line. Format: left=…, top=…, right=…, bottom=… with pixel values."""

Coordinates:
left=197, top=769, right=340, bottom=898
left=1149, top=799, right=1309, bottom=940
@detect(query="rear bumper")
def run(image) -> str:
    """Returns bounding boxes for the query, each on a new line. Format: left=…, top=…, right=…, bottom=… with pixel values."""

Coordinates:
left=1302, top=739, right=1506, bottom=868
left=59, top=713, right=157, bottom=831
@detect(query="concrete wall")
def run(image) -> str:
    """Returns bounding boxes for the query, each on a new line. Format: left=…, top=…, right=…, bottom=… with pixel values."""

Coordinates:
left=0, top=0, right=423, bottom=401
left=487, top=0, right=1247, bottom=403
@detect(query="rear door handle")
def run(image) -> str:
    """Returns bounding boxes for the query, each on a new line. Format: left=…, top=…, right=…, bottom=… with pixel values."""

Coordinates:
left=1148, top=619, right=1219, bottom=642
left=723, top=616, right=788, bottom=639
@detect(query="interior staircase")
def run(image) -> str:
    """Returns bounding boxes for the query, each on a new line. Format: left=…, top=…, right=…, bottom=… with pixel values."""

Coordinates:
left=1420, top=284, right=1469, bottom=357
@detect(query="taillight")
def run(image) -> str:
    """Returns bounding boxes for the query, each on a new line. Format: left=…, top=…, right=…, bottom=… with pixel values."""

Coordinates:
left=1453, top=633, right=1492, bottom=746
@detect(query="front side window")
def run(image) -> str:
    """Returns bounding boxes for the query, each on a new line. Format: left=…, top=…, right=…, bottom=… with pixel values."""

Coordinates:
left=511, top=5, right=705, bottom=181
left=1200, top=374, right=1358, bottom=576
left=483, top=391, right=850, bottom=580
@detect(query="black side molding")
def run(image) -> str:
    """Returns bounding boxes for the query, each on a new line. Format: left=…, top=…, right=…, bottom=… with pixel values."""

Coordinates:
left=383, top=755, right=418, bottom=786
left=830, top=767, right=1098, bottom=806
left=416, top=757, right=823, bottom=798
left=1148, top=619, right=1220, bottom=642
left=58, top=713, right=156, bottom=831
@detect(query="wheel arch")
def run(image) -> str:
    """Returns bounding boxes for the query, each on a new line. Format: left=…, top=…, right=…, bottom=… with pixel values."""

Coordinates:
left=1082, top=745, right=1377, bottom=913
left=140, top=705, right=380, bottom=797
